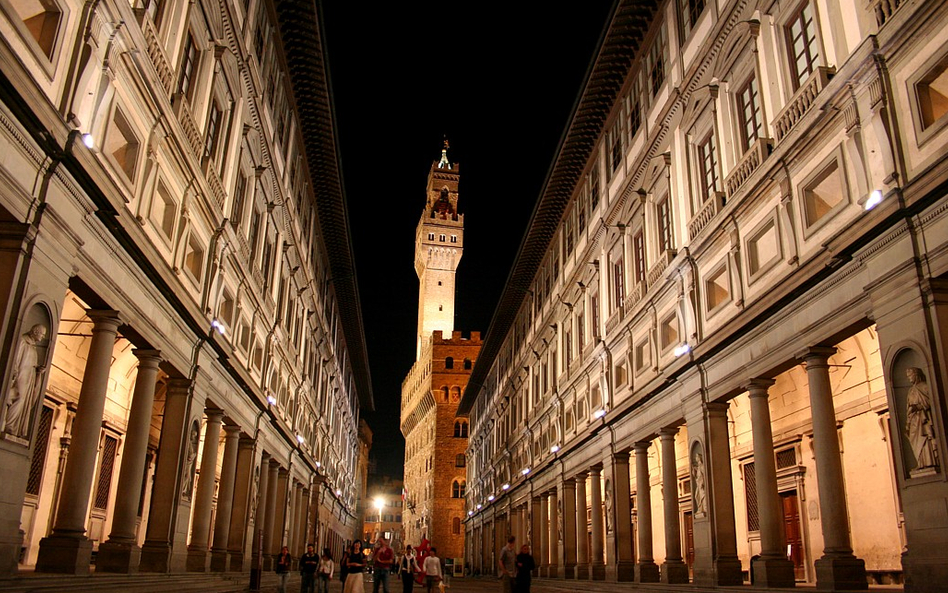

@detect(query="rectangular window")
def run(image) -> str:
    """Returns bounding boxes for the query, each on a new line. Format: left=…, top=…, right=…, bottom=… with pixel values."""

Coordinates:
left=632, top=231, right=646, bottom=285
left=786, top=2, right=819, bottom=89
left=657, top=196, right=673, bottom=252
left=681, top=0, right=706, bottom=39
left=737, top=75, right=762, bottom=152
left=178, top=34, right=198, bottom=100
left=697, top=132, right=719, bottom=201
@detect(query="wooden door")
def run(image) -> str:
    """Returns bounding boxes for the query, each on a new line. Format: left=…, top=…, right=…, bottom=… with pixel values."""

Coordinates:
left=781, top=491, right=805, bottom=580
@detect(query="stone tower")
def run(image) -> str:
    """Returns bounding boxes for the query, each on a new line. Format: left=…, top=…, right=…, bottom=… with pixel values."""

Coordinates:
left=414, top=141, right=463, bottom=359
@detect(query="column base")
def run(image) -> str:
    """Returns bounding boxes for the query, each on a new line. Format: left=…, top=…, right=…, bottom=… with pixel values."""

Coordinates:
left=753, top=556, right=796, bottom=587
left=575, top=563, right=589, bottom=579
left=186, top=548, right=210, bottom=572
left=95, top=539, right=141, bottom=573
left=815, top=555, right=867, bottom=590
left=209, top=549, right=230, bottom=572
left=591, top=562, right=606, bottom=580
left=634, top=561, right=659, bottom=583
left=35, top=535, right=92, bottom=575
left=661, top=560, right=689, bottom=584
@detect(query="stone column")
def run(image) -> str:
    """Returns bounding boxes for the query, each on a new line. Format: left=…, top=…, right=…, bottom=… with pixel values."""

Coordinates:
left=658, top=429, right=687, bottom=584
left=801, top=348, right=867, bottom=589
left=575, top=472, right=590, bottom=579
left=210, top=424, right=240, bottom=571
left=539, top=493, right=549, bottom=575
left=97, top=349, right=162, bottom=573
left=187, top=409, right=224, bottom=571
left=747, top=379, right=795, bottom=586
left=263, top=459, right=279, bottom=569
left=227, top=436, right=256, bottom=571
left=632, top=443, right=659, bottom=582
left=139, top=379, right=198, bottom=573
left=611, top=452, right=635, bottom=581
left=560, top=478, right=577, bottom=578
left=589, top=466, right=605, bottom=580
left=36, top=310, right=121, bottom=574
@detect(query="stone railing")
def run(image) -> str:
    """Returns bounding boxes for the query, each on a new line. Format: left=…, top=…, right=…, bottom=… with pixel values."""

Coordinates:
left=724, top=138, right=772, bottom=197
left=173, top=95, right=204, bottom=160
left=773, top=67, right=834, bottom=143
left=874, top=0, right=903, bottom=26
left=140, top=16, right=174, bottom=98
left=688, top=192, right=726, bottom=240
left=647, top=249, right=676, bottom=286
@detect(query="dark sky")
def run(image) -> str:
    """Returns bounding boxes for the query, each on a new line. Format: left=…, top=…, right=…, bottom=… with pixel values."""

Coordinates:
left=321, top=3, right=615, bottom=480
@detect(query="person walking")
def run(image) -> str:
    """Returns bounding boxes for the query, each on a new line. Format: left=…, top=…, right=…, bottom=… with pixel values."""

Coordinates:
left=514, top=545, right=536, bottom=593
left=422, top=547, right=442, bottom=593
left=317, top=548, right=334, bottom=593
left=300, top=543, right=319, bottom=593
left=343, top=540, right=366, bottom=593
left=373, top=537, right=395, bottom=593
left=397, top=545, right=419, bottom=593
left=498, top=536, right=516, bottom=593
left=276, top=545, right=293, bottom=593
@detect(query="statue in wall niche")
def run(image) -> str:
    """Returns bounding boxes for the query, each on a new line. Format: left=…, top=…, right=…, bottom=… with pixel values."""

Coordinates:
left=691, top=445, right=708, bottom=518
left=181, top=421, right=200, bottom=501
left=603, top=479, right=613, bottom=533
left=3, top=324, right=48, bottom=440
left=906, top=367, right=939, bottom=474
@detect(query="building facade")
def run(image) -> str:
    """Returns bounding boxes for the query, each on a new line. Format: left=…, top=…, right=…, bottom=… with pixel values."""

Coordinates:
left=0, top=0, right=371, bottom=578
left=461, top=0, right=948, bottom=591
left=401, top=149, right=480, bottom=563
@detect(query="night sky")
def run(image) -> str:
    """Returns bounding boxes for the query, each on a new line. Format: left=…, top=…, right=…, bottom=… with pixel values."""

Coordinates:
left=321, top=3, right=615, bottom=481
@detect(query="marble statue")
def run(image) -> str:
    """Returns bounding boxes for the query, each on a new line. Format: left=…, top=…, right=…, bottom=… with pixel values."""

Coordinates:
left=3, top=324, right=47, bottom=439
left=906, top=367, right=939, bottom=473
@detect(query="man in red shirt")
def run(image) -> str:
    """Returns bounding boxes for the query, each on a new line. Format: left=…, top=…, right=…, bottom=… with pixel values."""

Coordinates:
left=373, top=537, right=395, bottom=593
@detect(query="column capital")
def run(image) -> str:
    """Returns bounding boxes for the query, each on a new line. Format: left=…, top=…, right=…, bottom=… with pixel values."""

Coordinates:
left=658, top=427, right=679, bottom=440
left=796, top=346, right=837, bottom=365
left=132, top=349, right=162, bottom=366
left=745, top=378, right=776, bottom=396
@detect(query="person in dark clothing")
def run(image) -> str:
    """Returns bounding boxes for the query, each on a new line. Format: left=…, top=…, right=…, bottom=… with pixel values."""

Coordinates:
left=514, top=545, right=535, bottom=593
left=276, top=546, right=292, bottom=593
left=300, top=543, right=320, bottom=593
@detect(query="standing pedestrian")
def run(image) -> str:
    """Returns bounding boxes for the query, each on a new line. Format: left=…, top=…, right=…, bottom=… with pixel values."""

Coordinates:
left=498, top=536, right=516, bottom=593
left=397, top=545, right=419, bottom=593
left=373, top=537, right=395, bottom=593
left=514, top=545, right=535, bottom=593
left=343, top=540, right=366, bottom=593
left=422, top=547, right=442, bottom=593
left=317, top=548, right=334, bottom=593
left=300, top=543, right=319, bottom=593
left=276, top=545, right=292, bottom=593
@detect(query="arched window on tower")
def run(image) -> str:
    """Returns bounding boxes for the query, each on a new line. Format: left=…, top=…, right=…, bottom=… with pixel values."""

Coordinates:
left=445, top=357, right=454, bottom=369
left=452, top=480, right=466, bottom=498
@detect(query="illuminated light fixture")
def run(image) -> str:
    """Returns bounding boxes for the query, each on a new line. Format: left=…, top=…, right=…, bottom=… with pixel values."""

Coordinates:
left=502, top=483, right=510, bottom=490
left=487, top=494, right=495, bottom=502
left=82, top=133, right=94, bottom=149
left=476, top=503, right=482, bottom=510
left=296, top=434, right=305, bottom=444
left=593, top=408, right=607, bottom=420
left=335, top=489, right=342, bottom=496
left=673, top=343, right=691, bottom=357
left=521, top=467, right=531, bottom=476
left=373, top=497, right=385, bottom=510
left=550, top=444, right=560, bottom=454
left=266, top=394, right=277, bottom=406
left=468, top=510, right=474, bottom=516
left=865, top=189, right=884, bottom=211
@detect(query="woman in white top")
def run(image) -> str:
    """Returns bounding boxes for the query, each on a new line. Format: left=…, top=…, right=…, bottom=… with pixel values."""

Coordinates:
left=422, top=547, right=442, bottom=593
